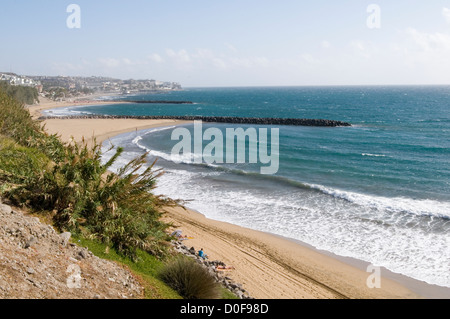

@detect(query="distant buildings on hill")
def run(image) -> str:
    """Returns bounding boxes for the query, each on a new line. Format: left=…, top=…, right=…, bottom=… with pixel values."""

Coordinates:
left=0, top=73, right=42, bottom=92
left=27, top=75, right=182, bottom=93
left=0, top=72, right=182, bottom=101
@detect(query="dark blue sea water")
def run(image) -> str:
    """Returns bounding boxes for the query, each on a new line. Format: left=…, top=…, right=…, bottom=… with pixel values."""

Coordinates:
left=46, top=86, right=450, bottom=288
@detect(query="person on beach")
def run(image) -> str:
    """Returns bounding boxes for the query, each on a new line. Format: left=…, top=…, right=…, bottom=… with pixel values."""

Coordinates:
left=216, top=265, right=235, bottom=271
left=171, top=230, right=190, bottom=240
left=198, top=248, right=208, bottom=259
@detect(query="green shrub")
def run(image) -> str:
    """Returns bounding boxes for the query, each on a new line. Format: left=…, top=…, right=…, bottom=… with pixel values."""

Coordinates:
left=0, top=136, right=52, bottom=197
left=5, top=138, right=170, bottom=259
left=0, top=136, right=50, bottom=179
left=159, top=256, right=220, bottom=299
left=0, top=88, right=65, bottom=161
left=0, top=81, right=39, bottom=105
left=0, top=85, right=171, bottom=260
left=0, top=88, right=41, bottom=142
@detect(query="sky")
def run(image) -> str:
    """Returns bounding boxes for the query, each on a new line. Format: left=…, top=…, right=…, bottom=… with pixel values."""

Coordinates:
left=1, top=0, right=450, bottom=87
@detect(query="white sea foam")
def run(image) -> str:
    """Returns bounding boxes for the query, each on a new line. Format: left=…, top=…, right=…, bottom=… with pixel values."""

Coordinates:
left=362, top=153, right=386, bottom=157
left=131, top=129, right=223, bottom=168
left=42, top=106, right=94, bottom=117
left=308, top=183, right=450, bottom=219
left=151, top=166, right=450, bottom=288
left=103, top=128, right=450, bottom=289
left=133, top=137, right=202, bottom=165
left=158, top=171, right=450, bottom=287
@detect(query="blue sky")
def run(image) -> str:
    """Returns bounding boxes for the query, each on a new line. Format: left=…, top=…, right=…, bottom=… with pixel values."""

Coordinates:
left=1, top=1, right=450, bottom=87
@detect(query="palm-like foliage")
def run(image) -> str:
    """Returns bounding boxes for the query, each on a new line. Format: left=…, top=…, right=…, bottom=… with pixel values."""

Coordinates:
left=0, top=87, right=171, bottom=259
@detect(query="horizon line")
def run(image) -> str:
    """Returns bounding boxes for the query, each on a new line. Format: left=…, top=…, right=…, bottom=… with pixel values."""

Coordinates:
left=184, top=83, right=450, bottom=89
left=2, top=71, right=450, bottom=88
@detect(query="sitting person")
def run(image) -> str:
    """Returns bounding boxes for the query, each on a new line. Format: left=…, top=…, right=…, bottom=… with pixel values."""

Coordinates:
left=170, top=230, right=190, bottom=241
left=170, top=230, right=183, bottom=238
left=198, top=248, right=208, bottom=259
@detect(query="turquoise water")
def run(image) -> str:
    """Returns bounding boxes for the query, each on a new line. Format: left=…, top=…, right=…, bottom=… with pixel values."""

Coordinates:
left=48, top=86, right=450, bottom=287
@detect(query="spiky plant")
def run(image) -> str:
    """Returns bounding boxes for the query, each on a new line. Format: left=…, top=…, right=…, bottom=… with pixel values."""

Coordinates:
left=0, top=87, right=172, bottom=259
left=159, top=256, right=221, bottom=299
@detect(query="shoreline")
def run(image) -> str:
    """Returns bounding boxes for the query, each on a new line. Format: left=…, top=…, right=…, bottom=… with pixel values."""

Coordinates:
left=284, top=234, right=450, bottom=299
left=29, top=100, right=450, bottom=299
left=27, top=95, right=127, bottom=120
left=164, top=203, right=450, bottom=299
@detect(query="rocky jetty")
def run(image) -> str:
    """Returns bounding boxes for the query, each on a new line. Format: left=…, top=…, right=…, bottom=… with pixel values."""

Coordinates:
left=39, top=114, right=351, bottom=127
left=171, top=240, right=252, bottom=299
left=124, top=100, right=194, bottom=104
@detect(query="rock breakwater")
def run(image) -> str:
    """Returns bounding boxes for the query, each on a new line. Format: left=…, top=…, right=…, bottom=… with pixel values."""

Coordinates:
left=39, top=114, right=351, bottom=127
left=123, top=100, right=194, bottom=104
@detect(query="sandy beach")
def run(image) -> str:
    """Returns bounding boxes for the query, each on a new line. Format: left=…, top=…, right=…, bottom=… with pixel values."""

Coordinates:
left=28, top=95, right=125, bottom=120
left=29, top=99, right=450, bottom=299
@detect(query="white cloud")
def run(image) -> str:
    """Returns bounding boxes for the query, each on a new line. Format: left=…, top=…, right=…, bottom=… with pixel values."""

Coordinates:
left=254, top=57, right=269, bottom=67
left=391, top=28, right=450, bottom=83
left=212, top=57, right=227, bottom=69
left=51, top=62, right=79, bottom=74
left=351, top=41, right=365, bottom=51
left=166, top=49, right=191, bottom=62
left=122, top=58, right=133, bottom=65
left=166, top=49, right=176, bottom=57
left=97, top=57, right=150, bottom=68
left=189, top=49, right=227, bottom=69
left=98, top=58, right=121, bottom=68
left=229, top=56, right=270, bottom=68
left=148, top=53, right=164, bottom=63
left=225, top=43, right=238, bottom=53
left=443, top=7, right=450, bottom=23
left=163, top=47, right=273, bottom=71
left=350, top=41, right=372, bottom=58
left=193, top=48, right=215, bottom=60
left=321, top=40, right=331, bottom=49
left=405, top=27, right=450, bottom=52
left=300, top=54, right=320, bottom=65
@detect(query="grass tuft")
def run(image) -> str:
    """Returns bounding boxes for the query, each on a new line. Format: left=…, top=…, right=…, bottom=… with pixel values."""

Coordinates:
left=159, top=256, right=221, bottom=299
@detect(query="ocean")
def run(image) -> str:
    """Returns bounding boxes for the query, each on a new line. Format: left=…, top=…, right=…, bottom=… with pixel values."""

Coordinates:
left=45, top=86, right=450, bottom=288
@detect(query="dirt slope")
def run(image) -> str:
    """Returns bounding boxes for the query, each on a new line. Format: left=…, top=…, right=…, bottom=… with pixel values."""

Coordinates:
left=0, top=200, right=143, bottom=299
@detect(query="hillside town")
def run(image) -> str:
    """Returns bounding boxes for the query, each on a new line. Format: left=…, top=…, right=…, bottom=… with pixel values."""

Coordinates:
left=0, top=72, right=182, bottom=101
